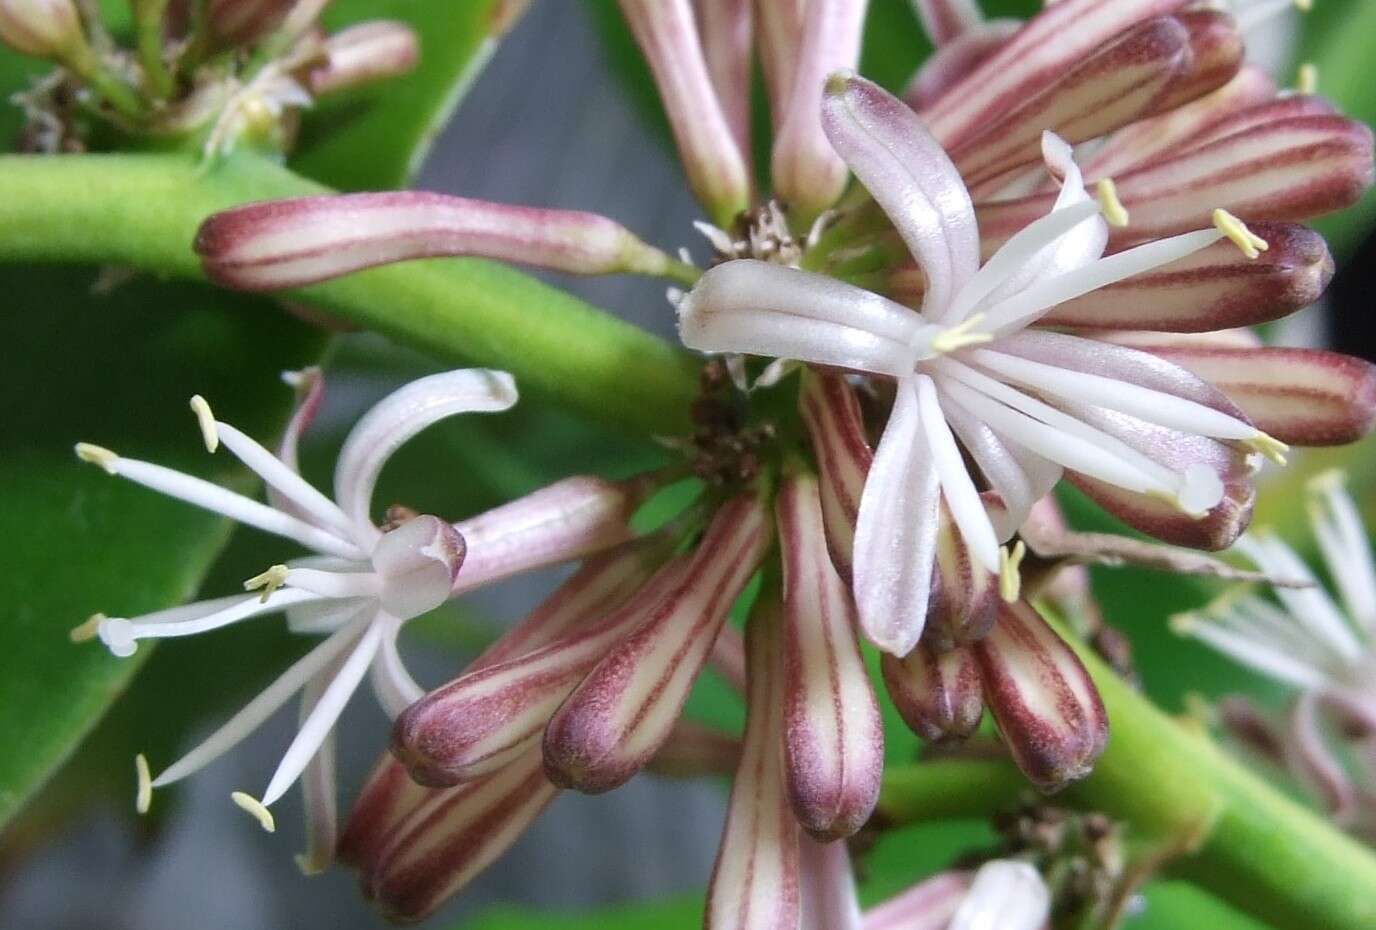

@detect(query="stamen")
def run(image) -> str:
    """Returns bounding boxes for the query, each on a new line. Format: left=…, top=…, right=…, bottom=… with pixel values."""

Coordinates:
left=74, top=442, right=118, bottom=474
left=244, top=564, right=290, bottom=603
left=189, top=395, right=219, bottom=453
left=231, top=791, right=276, bottom=832
left=1096, top=179, right=1130, bottom=228
left=1296, top=62, right=1318, bottom=95
left=1213, top=209, right=1269, bottom=259
left=1245, top=432, right=1289, bottom=466
left=135, top=753, right=152, bottom=814
left=1307, top=468, right=1346, bottom=495
left=999, top=541, right=1026, bottom=602
left=805, top=210, right=837, bottom=249
left=930, top=313, right=995, bottom=354
left=1295, top=0, right=1313, bottom=11
left=69, top=613, right=104, bottom=643
left=693, top=220, right=738, bottom=256
left=281, top=369, right=308, bottom=389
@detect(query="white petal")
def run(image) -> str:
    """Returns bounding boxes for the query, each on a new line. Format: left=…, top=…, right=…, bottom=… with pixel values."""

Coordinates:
left=369, top=616, right=424, bottom=719
left=916, top=375, right=1000, bottom=572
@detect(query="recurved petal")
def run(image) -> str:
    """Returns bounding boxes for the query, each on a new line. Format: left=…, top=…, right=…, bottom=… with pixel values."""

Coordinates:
left=950, top=16, right=1191, bottom=190
left=452, top=474, right=652, bottom=593
left=902, top=18, right=1020, bottom=112
left=823, top=72, right=979, bottom=318
left=863, top=871, right=971, bottom=930
left=333, top=369, right=517, bottom=537
left=771, top=0, right=870, bottom=220
left=854, top=378, right=942, bottom=656
left=619, top=0, right=749, bottom=224
left=705, top=589, right=801, bottom=930
left=196, top=192, right=678, bottom=291
left=1040, top=222, right=1333, bottom=331
left=678, top=259, right=923, bottom=376
left=391, top=548, right=686, bottom=786
left=918, top=0, right=1190, bottom=148
left=778, top=470, right=884, bottom=840
left=882, top=642, right=984, bottom=743
left=799, top=368, right=873, bottom=577
left=1122, top=344, right=1376, bottom=446
left=543, top=491, right=771, bottom=793
left=364, top=746, right=558, bottom=921
left=974, top=601, right=1108, bottom=791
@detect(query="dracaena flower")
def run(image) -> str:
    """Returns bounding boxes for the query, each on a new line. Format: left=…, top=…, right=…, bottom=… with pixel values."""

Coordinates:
left=679, top=73, right=1321, bottom=655
left=69, top=367, right=648, bottom=856
left=1174, top=471, right=1376, bottom=833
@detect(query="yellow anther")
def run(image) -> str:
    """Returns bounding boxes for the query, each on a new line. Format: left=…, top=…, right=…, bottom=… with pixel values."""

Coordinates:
left=1294, top=0, right=1313, bottom=11
left=189, top=395, right=219, bottom=453
left=75, top=442, right=119, bottom=474
left=1168, top=611, right=1199, bottom=635
left=1245, top=432, right=1289, bottom=466
left=999, top=541, right=1026, bottom=603
left=932, top=313, right=995, bottom=354
left=231, top=792, right=276, bottom=832
left=69, top=612, right=105, bottom=643
left=1306, top=468, right=1348, bottom=495
left=1296, top=62, right=1318, bottom=95
left=1096, top=178, right=1130, bottom=228
left=243, top=564, right=290, bottom=603
left=1212, top=209, right=1269, bottom=259
left=135, top=754, right=152, bottom=815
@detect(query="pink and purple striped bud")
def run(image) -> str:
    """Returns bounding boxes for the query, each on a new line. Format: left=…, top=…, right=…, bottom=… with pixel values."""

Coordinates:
left=0, top=0, right=85, bottom=60
left=777, top=468, right=884, bottom=839
left=882, top=642, right=985, bottom=743
left=705, top=585, right=801, bottom=930
left=771, top=0, right=869, bottom=220
left=618, top=0, right=750, bottom=226
left=206, top=0, right=295, bottom=48
left=542, top=490, right=772, bottom=792
left=304, top=20, right=419, bottom=97
left=695, top=0, right=753, bottom=162
left=196, top=192, right=687, bottom=292
left=974, top=601, right=1108, bottom=790
left=909, top=0, right=983, bottom=48
left=798, top=368, right=871, bottom=578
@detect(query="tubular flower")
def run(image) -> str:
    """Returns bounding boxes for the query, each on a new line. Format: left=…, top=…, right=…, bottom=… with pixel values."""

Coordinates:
left=677, top=72, right=1364, bottom=655
left=1174, top=472, right=1376, bottom=835
left=71, top=367, right=650, bottom=857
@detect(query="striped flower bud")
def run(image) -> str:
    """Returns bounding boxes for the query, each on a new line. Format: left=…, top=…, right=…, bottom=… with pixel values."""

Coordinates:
left=974, top=601, right=1108, bottom=790
left=705, top=587, right=801, bottom=930
left=798, top=368, right=871, bottom=579
left=196, top=192, right=685, bottom=292
left=305, top=20, right=419, bottom=96
left=543, top=490, right=771, bottom=793
left=206, top=0, right=294, bottom=47
left=925, top=504, right=999, bottom=650
left=777, top=469, right=884, bottom=840
left=882, top=643, right=984, bottom=743
left=0, top=0, right=84, bottom=59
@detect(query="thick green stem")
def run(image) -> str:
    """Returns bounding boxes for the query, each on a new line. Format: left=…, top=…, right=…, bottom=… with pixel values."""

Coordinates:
left=0, top=152, right=699, bottom=435
left=878, top=629, right=1376, bottom=930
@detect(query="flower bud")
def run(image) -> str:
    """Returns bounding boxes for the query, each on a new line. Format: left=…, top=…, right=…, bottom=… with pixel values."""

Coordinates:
left=0, top=0, right=85, bottom=60
left=798, top=369, right=872, bottom=578
left=974, top=601, right=1108, bottom=791
left=306, top=20, right=419, bottom=96
left=777, top=469, right=884, bottom=840
left=543, top=491, right=770, bottom=793
left=206, top=0, right=293, bottom=47
left=925, top=505, right=999, bottom=650
left=882, top=643, right=984, bottom=743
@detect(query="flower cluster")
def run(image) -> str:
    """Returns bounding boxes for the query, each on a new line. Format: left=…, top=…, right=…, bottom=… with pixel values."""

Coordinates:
left=0, top=0, right=425, bottom=156
left=77, top=0, right=1376, bottom=924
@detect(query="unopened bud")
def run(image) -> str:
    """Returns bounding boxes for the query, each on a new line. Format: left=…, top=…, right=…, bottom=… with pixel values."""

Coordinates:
left=882, top=642, right=984, bottom=743
left=206, top=0, right=294, bottom=47
left=0, top=0, right=84, bottom=60
left=925, top=505, right=999, bottom=650
left=306, top=21, right=419, bottom=96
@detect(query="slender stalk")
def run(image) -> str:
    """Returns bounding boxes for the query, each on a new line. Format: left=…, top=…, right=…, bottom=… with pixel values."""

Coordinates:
left=65, top=48, right=147, bottom=121
left=0, top=151, right=699, bottom=436
left=132, top=0, right=176, bottom=99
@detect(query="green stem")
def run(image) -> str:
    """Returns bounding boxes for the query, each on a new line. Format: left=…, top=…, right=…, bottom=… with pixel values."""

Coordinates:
left=66, top=49, right=147, bottom=122
left=878, top=627, right=1376, bottom=930
left=0, top=151, right=699, bottom=436
left=133, top=0, right=176, bottom=99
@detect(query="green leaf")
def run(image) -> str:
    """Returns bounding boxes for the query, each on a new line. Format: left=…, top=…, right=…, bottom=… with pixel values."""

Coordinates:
left=0, top=269, right=323, bottom=829
left=293, top=0, right=515, bottom=190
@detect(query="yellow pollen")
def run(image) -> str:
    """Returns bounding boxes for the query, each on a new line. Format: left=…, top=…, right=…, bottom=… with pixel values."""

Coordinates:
left=231, top=791, right=276, bottom=832
left=1306, top=468, right=1347, bottom=495
left=1212, top=209, right=1269, bottom=259
left=1168, top=611, right=1199, bottom=635
left=932, top=313, right=995, bottom=354
left=69, top=612, right=105, bottom=643
left=1245, top=432, right=1289, bottom=466
left=999, top=541, right=1026, bottom=603
left=1096, top=178, right=1130, bottom=228
left=135, top=753, right=152, bottom=815
left=244, top=564, right=290, bottom=603
left=75, top=442, right=119, bottom=474
left=1296, top=62, right=1318, bottom=95
left=189, top=395, right=219, bottom=453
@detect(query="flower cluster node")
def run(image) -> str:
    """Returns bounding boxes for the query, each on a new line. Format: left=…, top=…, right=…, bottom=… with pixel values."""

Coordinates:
left=682, top=359, right=778, bottom=487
